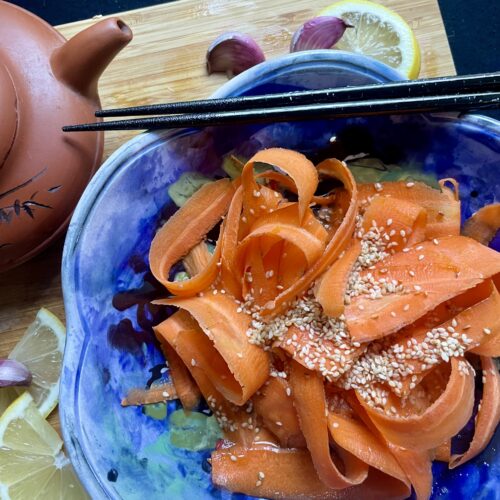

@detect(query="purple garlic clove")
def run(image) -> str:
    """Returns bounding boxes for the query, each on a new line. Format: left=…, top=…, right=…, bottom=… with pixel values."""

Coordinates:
left=0, top=359, right=32, bottom=387
left=290, top=16, right=353, bottom=52
left=207, top=32, right=265, bottom=77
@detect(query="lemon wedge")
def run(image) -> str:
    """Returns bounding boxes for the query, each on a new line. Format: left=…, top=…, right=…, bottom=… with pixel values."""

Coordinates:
left=0, top=387, right=17, bottom=417
left=5, top=308, right=65, bottom=418
left=0, top=392, right=87, bottom=499
left=320, top=0, right=421, bottom=78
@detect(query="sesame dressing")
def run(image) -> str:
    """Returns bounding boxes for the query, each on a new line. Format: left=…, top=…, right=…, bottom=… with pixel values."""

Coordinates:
left=235, top=186, right=486, bottom=413
left=344, top=215, right=405, bottom=303
left=339, top=324, right=475, bottom=405
left=207, top=394, right=238, bottom=432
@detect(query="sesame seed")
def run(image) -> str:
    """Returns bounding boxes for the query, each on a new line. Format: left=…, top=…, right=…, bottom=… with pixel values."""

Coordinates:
left=191, top=358, right=197, bottom=366
left=409, top=270, right=416, bottom=277
left=230, top=455, right=237, bottom=462
left=275, top=421, right=283, bottom=426
left=403, top=304, right=410, bottom=311
left=258, top=471, right=265, bottom=480
left=162, top=391, right=170, bottom=398
left=374, top=182, right=383, bottom=192
left=286, top=387, right=292, bottom=396
left=256, top=480, right=262, bottom=487
left=332, top=422, right=340, bottom=428
left=386, top=218, right=393, bottom=226
left=483, top=328, right=492, bottom=335
left=242, top=216, right=247, bottom=223
left=390, top=311, right=397, bottom=318
left=406, top=182, right=415, bottom=188
left=418, top=255, right=425, bottom=261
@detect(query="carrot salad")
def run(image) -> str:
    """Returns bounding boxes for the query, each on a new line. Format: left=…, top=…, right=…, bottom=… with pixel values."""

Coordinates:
left=149, top=148, right=500, bottom=499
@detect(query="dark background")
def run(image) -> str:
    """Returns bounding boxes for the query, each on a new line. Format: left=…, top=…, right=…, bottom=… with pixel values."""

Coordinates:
left=11, top=0, right=500, bottom=76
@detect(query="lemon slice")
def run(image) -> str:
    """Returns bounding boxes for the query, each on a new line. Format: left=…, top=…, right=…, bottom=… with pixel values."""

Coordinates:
left=0, top=392, right=87, bottom=500
left=7, top=308, right=65, bottom=418
left=320, top=0, right=421, bottom=78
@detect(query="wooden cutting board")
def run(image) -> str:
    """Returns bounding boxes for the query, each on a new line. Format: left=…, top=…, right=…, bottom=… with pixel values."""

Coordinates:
left=59, top=0, right=455, bottom=159
left=0, top=0, right=454, bottom=434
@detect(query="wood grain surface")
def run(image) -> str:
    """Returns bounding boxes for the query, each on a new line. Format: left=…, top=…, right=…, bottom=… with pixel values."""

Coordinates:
left=0, top=0, right=454, bottom=435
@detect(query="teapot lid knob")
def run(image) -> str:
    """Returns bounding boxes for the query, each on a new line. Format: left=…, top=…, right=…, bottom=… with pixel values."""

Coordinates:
left=0, top=61, right=18, bottom=169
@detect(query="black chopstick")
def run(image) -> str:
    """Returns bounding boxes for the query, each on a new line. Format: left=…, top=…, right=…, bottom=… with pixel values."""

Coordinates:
left=95, top=72, right=500, bottom=117
left=63, top=92, right=500, bottom=132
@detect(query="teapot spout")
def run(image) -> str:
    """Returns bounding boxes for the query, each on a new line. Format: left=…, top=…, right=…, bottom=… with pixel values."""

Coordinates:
left=51, top=17, right=132, bottom=100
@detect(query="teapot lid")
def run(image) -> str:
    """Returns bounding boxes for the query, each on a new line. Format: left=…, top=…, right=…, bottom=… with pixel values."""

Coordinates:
left=0, top=61, right=17, bottom=169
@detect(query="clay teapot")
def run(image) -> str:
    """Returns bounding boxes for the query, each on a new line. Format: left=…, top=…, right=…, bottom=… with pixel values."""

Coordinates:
left=0, top=1, right=133, bottom=272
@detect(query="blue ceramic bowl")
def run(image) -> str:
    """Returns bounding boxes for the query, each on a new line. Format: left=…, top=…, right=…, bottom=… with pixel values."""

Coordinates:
left=61, top=51, right=500, bottom=500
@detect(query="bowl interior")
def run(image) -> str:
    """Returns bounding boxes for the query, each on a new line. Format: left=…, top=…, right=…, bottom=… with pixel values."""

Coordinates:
left=61, top=52, right=500, bottom=500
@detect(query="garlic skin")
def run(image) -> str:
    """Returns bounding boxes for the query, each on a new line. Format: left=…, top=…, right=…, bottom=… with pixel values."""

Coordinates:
left=0, top=359, right=32, bottom=387
left=207, top=32, right=265, bottom=77
left=290, top=16, right=353, bottom=52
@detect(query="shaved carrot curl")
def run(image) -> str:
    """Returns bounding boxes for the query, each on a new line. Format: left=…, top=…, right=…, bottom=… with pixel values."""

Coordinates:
left=449, top=356, right=500, bottom=468
left=147, top=148, right=500, bottom=499
left=463, top=203, right=500, bottom=246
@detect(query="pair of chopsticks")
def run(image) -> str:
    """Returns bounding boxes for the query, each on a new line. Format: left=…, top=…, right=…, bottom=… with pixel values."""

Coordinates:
left=63, top=72, right=500, bottom=132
